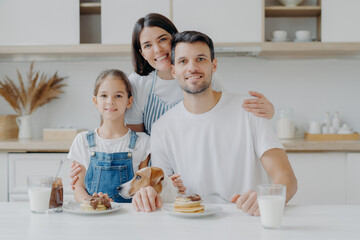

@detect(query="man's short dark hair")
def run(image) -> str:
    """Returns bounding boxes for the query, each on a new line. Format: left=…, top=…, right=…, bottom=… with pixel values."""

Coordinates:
left=171, top=31, right=215, bottom=65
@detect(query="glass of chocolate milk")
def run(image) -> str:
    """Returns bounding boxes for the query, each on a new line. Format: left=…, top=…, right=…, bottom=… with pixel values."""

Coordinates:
left=49, top=177, right=63, bottom=212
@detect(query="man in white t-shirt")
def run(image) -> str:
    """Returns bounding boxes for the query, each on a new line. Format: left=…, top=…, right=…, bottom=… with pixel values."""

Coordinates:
left=132, top=31, right=297, bottom=216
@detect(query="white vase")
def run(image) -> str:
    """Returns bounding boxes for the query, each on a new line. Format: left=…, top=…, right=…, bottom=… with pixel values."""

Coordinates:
left=16, top=115, right=32, bottom=139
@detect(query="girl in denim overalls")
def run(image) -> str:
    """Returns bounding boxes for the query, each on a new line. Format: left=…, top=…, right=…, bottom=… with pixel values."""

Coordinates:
left=68, top=69, right=150, bottom=203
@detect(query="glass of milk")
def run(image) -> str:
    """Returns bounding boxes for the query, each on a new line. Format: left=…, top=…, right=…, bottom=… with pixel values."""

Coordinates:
left=27, top=176, right=52, bottom=213
left=257, top=184, right=286, bottom=229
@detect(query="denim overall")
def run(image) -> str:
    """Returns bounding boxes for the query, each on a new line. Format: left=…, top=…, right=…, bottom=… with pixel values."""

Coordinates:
left=84, top=130, right=138, bottom=203
left=143, top=70, right=181, bottom=135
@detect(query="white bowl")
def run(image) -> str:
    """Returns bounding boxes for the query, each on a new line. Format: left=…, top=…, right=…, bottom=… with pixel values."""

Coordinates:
left=278, top=0, right=304, bottom=7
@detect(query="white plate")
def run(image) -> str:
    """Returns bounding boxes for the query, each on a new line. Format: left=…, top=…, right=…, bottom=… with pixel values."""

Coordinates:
left=63, top=201, right=122, bottom=215
left=294, top=38, right=313, bottom=42
left=162, top=204, right=222, bottom=218
left=270, top=38, right=290, bottom=42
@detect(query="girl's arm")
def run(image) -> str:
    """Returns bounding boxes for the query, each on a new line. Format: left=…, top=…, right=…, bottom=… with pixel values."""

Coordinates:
left=73, top=161, right=91, bottom=202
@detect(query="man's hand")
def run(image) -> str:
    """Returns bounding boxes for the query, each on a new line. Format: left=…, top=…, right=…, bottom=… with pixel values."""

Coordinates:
left=170, top=174, right=186, bottom=194
left=242, top=91, right=274, bottom=120
left=132, top=186, right=162, bottom=212
left=70, top=161, right=82, bottom=190
left=231, top=190, right=260, bottom=216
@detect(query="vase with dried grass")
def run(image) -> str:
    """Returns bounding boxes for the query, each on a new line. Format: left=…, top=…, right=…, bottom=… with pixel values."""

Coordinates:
left=0, top=62, right=67, bottom=139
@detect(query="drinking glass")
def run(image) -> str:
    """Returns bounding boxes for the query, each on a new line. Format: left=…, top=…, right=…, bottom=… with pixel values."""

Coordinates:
left=257, top=184, right=286, bottom=229
left=27, top=176, right=52, bottom=213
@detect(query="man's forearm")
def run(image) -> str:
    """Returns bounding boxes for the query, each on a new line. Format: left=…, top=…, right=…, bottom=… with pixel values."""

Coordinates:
left=261, top=148, right=298, bottom=203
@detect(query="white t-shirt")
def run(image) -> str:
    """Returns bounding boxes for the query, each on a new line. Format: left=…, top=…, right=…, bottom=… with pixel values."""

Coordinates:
left=151, top=92, right=284, bottom=200
left=67, top=129, right=150, bottom=173
left=125, top=71, right=225, bottom=125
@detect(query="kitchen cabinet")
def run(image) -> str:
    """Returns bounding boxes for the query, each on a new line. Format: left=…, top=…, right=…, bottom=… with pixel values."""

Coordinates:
left=1, top=1, right=360, bottom=59
left=346, top=153, right=360, bottom=204
left=0, top=153, right=8, bottom=202
left=8, top=153, right=73, bottom=202
left=0, top=0, right=79, bottom=45
left=322, top=0, right=360, bottom=42
left=288, top=153, right=347, bottom=205
left=288, top=152, right=360, bottom=205
left=101, top=0, right=171, bottom=44
left=173, top=0, right=262, bottom=43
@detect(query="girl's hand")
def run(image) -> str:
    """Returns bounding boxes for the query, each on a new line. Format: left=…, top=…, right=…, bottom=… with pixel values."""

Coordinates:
left=96, top=192, right=113, bottom=202
left=170, top=174, right=186, bottom=194
left=70, top=161, right=82, bottom=190
left=242, top=91, right=274, bottom=119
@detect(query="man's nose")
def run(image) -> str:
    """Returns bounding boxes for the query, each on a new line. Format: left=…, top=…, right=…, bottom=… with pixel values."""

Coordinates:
left=187, top=61, right=199, bottom=72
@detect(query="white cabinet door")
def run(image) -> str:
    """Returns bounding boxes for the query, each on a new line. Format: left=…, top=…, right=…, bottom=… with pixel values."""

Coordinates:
left=346, top=153, right=360, bottom=204
left=101, top=0, right=171, bottom=44
left=173, top=0, right=262, bottom=43
left=287, top=153, right=347, bottom=205
left=0, top=0, right=79, bottom=45
left=322, top=0, right=360, bottom=42
left=8, top=153, right=73, bottom=201
left=0, top=153, right=8, bottom=202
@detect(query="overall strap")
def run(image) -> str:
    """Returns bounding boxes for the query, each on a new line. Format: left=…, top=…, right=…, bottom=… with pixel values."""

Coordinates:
left=86, top=130, right=96, bottom=147
left=128, top=131, right=139, bottom=150
left=86, top=130, right=96, bottom=156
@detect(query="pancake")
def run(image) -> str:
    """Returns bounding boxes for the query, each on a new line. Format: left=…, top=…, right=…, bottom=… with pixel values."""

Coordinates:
left=173, top=194, right=204, bottom=213
left=80, top=193, right=111, bottom=211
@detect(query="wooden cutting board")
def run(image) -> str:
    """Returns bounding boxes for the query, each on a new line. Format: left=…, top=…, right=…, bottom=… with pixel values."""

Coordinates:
left=305, top=132, right=360, bottom=141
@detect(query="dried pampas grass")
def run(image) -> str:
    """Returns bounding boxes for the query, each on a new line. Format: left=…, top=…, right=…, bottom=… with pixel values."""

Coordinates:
left=0, top=62, right=67, bottom=115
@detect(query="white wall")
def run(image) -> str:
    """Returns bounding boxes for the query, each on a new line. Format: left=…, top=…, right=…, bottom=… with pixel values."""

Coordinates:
left=1, top=56, right=360, bottom=138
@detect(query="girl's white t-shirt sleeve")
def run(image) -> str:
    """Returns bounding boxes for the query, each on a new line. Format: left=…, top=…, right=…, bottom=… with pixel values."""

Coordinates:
left=125, top=73, right=144, bottom=125
left=212, top=72, right=227, bottom=92
left=67, top=133, right=90, bottom=168
left=150, top=123, right=174, bottom=176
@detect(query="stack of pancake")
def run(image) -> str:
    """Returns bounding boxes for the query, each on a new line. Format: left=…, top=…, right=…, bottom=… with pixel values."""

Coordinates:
left=173, top=194, right=204, bottom=213
left=80, top=193, right=112, bottom=211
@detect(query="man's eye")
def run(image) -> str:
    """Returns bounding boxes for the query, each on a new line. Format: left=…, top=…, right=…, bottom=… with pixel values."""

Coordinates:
left=159, top=37, right=167, bottom=42
left=116, top=95, right=122, bottom=98
left=100, top=94, right=106, bottom=98
left=143, top=44, right=151, bottom=49
left=198, top=57, right=205, bottom=61
left=136, top=175, right=142, bottom=180
left=179, top=60, right=186, bottom=64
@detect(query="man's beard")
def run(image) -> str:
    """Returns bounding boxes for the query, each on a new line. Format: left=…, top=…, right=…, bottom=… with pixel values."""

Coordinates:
left=180, top=77, right=211, bottom=95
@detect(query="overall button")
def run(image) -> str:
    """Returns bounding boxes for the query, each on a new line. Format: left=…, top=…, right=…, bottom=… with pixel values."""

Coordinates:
left=127, top=152, right=132, bottom=158
left=90, top=152, right=95, bottom=156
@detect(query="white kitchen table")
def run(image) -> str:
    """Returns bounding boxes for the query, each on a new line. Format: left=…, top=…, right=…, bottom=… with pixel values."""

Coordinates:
left=0, top=203, right=359, bottom=240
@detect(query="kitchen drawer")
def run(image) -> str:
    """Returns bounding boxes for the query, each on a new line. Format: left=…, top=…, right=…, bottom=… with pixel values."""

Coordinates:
left=8, top=153, right=72, bottom=195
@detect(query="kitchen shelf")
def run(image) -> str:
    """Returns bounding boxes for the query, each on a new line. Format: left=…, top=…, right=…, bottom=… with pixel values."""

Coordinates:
left=265, top=6, right=321, bottom=17
left=260, top=42, right=360, bottom=57
left=80, top=2, right=101, bottom=15
left=1, top=42, right=360, bottom=60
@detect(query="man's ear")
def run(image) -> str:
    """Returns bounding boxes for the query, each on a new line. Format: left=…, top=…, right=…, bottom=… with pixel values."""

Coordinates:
left=93, top=96, right=97, bottom=106
left=212, top=58, right=217, bottom=74
left=150, top=167, right=165, bottom=187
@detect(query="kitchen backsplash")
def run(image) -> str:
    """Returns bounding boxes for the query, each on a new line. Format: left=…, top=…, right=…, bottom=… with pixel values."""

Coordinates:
left=1, top=56, right=360, bottom=138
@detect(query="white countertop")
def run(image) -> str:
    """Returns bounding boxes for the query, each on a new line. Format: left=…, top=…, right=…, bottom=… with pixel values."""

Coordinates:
left=0, top=203, right=359, bottom=240
left=0, top=138, right=360, bottom=152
